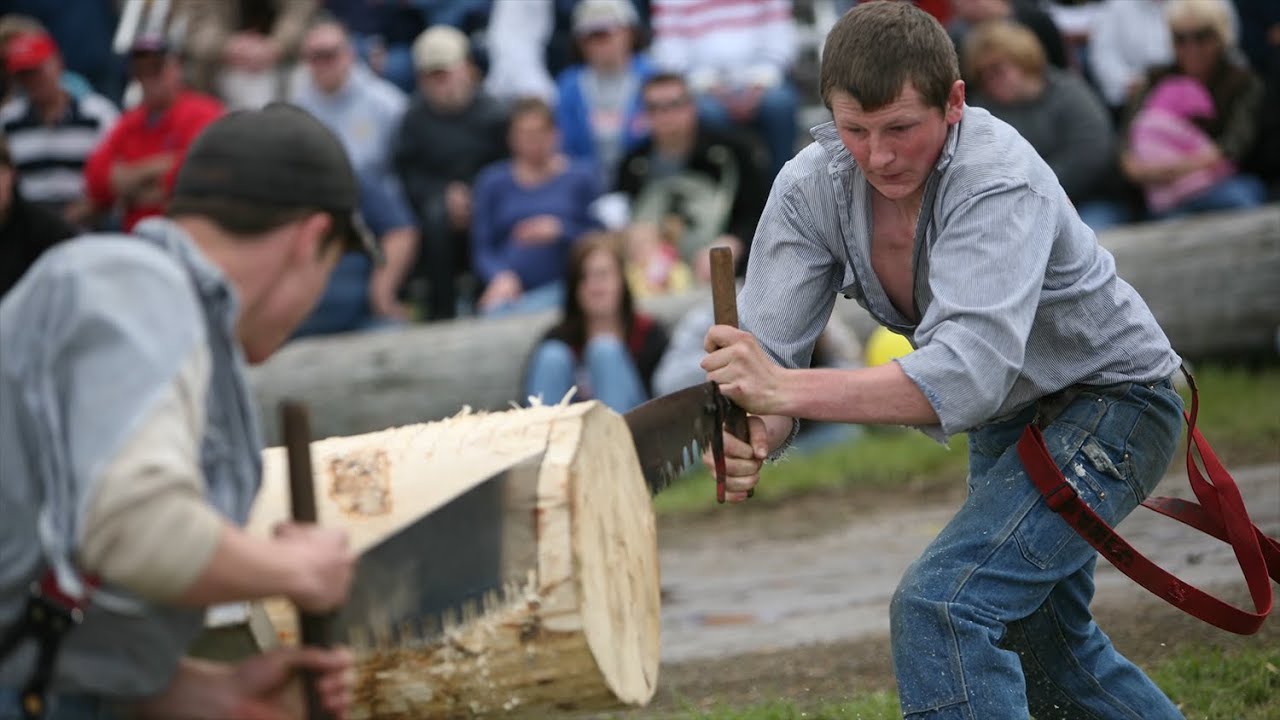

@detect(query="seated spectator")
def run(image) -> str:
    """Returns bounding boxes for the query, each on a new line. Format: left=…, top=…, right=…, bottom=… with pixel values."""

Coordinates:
left=174, top=0, right=317, bottom=110
left=522, top=232, right=668, bottom=413
left=649, top=0, right=799, bottom=180
left=1119, top=0, right=1266, bottom=218
left=471, top=97, right=603, bottom=316
left=1, top=31, right=118, bottom=228
left=291, top=18, right=419, bottom=329
left=556, top=0, right=655, bottom=190
left=327, top=0, right=491, bottom=95
left=292, top=173, right=413, bottom=338
left=0, top=134, right=77, bottom=300
left=615, top=73, right=768, bottom=282
left=1087, top=0, right=1207, bottom=116
left=1128, top=75, right=1240, bottom=215
left=393, top=25, right=509, bottom=321
left=948, top=0, right=1069, bottom=78
left=964, top=20, right=1121, bottom=231
left=0, top=14, right=95, bottom=103
left=83, top=35, right=223, bottom=232
left=484, top=0, right=650, bottom=106
left=4, top=1, right=123, bottom=103
left=622, top=220, right=693, bottom=299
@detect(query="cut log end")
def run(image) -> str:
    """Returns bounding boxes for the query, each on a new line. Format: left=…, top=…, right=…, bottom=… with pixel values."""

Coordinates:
left=245, top=400, right=661, bottom=717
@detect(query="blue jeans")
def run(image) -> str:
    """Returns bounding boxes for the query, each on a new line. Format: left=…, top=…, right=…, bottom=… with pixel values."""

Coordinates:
left=1154, top=174, right=1267, bottom=219
left=697, top=82, right=799, bottom=180
left=292, top=254, right=404, bottom=338
left=0, top=688, right=118, bottom=720
left=481, top=281, right=565, bottom=318
left=890, top=378, right=1186, bottom=719
left=524, top=337, right=648, bottom=413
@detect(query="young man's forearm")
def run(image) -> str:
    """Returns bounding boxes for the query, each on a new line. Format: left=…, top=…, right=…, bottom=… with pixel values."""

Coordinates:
left=779, top=361, right=939, bottom=427
left=174, top=522, right=307, bottom=607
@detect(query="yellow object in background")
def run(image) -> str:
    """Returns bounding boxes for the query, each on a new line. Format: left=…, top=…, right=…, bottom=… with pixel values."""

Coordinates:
left=865, top=327, right=915, bottom=367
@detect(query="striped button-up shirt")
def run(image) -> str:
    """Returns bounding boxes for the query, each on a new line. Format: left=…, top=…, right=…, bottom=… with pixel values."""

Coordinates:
left=739, top=106, right=1181, bottom=444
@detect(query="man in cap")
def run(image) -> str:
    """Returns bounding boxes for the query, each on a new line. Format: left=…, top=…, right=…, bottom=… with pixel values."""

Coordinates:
left=83, top=34, right=223, bottom=232
left=0, top=103, right=373, bottom=718
left=555, top=0, right=654, bottom=189
left=0, top=30, right=118, bottom=226
left=394, top=24, right=508, bottom=320
left=292, top=18, right=418, bottom=330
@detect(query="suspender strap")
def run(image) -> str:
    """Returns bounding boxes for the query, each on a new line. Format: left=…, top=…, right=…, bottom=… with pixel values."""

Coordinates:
left=0, top=571, right=96, bottom=719
left=1018, top=367, right=1279, bottom=635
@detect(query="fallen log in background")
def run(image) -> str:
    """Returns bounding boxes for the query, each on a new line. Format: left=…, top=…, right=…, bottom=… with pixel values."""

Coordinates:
left=243, top=401, right=661, bottom=718
left=249, top=204, right=1280, bottom=444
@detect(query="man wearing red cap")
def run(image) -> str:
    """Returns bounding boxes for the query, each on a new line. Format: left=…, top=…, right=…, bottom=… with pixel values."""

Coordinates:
left=0, top=31, right=119, bottom=227
left=82, top=35, right=223, bottom=232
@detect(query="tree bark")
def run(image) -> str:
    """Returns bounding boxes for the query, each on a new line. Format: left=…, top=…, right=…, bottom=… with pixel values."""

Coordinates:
left=242, top=401, right=661, bottom=718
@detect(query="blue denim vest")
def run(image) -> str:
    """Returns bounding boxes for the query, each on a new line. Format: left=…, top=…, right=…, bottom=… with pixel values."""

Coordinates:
left=0, top=218, right=262, bottom=700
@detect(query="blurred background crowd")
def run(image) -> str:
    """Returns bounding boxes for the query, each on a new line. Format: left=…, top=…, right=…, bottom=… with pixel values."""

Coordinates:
left=1, top=0, right=1277, bottom=434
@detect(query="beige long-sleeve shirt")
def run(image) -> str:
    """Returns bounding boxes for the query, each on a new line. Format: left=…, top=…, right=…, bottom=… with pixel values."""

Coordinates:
left=76, top=344, right=225, bottom=602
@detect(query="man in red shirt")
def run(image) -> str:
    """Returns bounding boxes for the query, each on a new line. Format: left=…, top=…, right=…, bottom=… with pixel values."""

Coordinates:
left=84, top=34, right=223, bottom=231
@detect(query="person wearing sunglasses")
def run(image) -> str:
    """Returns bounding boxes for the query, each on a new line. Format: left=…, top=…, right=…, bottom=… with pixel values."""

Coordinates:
left=1118, top=0, right=1266, bottom=218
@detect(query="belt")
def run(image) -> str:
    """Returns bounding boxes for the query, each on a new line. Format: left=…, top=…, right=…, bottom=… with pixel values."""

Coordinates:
left=1018, top=364, right=1280, bottom=634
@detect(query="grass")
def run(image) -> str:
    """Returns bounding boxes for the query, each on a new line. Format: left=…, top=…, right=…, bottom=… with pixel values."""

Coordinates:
left=663, top=643, right=1280, bottom=719
left=652, top=363, right=1280, bottom=515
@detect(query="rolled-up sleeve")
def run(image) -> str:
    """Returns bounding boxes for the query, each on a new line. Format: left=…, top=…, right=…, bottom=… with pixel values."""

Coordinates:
left=896, top=181, right=1054, bottom=439
left=738, top=178, right=844, bottom=456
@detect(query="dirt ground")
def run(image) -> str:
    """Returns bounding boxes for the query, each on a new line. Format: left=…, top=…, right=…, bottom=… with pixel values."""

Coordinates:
left=598, top=463, right=1280, bottom=718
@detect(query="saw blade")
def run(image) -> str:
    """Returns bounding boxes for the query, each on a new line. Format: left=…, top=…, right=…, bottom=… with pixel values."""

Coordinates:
left=327, top=450, right=545, bottom=650
left=623, top=382, right=720, bottom=494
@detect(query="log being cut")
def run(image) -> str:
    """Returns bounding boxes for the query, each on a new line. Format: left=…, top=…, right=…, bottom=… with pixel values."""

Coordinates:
left=242, top=400, right=662, bottom=718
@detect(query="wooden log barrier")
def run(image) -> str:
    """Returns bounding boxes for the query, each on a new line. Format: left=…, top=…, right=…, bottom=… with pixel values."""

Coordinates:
left=242, top=400, right=661, bottom=718
left=249, top=205, right=1280, bottom=444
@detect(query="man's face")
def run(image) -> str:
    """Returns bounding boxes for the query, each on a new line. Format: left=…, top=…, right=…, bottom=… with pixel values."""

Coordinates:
left=131, top=52, right=180, bottom=107
left=579, top=25, right=631, bottom=69
left=642, top=80, right=696, bottom=146
left=830, top=81, right=964, bottom=202
left=15, top=56, right=61, bottom=107
left=418, top=63, right=474, bottom=111
left=303, top=26, right=353, bottom=95
left=509, top=112, right=557, bottom=165
left=241, top=214, right=344, bottom=364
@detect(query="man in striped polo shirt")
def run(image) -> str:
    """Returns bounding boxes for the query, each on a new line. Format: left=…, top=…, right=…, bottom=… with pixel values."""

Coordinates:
left=0, top=31, right=118, bottom=228
left=700, top=3, right=1187, bottom=719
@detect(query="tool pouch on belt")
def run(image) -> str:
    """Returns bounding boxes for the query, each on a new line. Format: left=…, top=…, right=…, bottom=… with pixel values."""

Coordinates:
left=1017, top=365, right=1280, bottom=635
left=0, top=571, right=95, bottom=719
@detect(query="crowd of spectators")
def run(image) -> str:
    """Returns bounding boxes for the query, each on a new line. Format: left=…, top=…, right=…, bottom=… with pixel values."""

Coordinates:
left=1, top=0, right=1277, bottom=422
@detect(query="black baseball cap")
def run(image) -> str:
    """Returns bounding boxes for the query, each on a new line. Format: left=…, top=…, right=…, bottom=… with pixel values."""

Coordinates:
left=168, top=102, right=383, bottom=263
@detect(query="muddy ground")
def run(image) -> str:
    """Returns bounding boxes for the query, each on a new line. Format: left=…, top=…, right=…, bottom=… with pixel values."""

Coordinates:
left=598, top=463, right=1280, bottom=717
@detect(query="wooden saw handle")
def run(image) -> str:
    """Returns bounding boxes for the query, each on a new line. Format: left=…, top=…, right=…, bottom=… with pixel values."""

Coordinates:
left=280, top=399, right=335, bottom=720
left=709, top=247, right=754, bottom=499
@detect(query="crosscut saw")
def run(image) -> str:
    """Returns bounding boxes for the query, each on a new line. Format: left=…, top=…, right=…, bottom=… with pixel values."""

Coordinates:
left=623, top=247, right=753, bottom=501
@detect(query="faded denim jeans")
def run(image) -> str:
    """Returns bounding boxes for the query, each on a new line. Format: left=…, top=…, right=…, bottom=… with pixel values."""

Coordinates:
left=890, top=378, right=1186, bottom=719
left=524, top=337, right=648, bottom=413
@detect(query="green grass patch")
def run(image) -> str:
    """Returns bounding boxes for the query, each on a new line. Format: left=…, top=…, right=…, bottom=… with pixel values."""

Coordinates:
left=651, top=430, right=968, bottom=514
left=1152, top=643, right=1280, bottom=720
left=669, top=692, right=900, bottom=720
left=652, top=363, right=1280, bottom=515
left=669, top=643, right=1279, bottom=719
left=1177, top=363, right=1280, bottom=465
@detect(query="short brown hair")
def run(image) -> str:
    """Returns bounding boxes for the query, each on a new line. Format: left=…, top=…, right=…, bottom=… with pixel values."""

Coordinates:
left=820, top=1, right=960, bottom=112
left=963, top=20, right=1046, bottom=86
left=509, top=96, right=556, bottom=128
left=167, top=196, right=348, bottom=255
